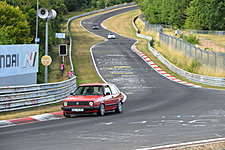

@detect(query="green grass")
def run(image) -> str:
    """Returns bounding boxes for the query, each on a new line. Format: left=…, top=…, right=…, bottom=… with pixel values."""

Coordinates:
left=0, top=5, right=136, bottom=120
left=103, top=9, right=225, bottom=90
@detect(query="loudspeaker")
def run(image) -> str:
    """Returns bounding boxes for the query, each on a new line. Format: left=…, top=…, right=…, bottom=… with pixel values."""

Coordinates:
left=38, top=8, right=48, bottom=19
left=48, top=9, right=57, bottom=20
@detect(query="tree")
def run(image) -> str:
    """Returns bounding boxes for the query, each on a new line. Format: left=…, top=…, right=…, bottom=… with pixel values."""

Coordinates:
left=185, top=0, right=225, bottom=30
left=0, top=1, right=32, bottom=44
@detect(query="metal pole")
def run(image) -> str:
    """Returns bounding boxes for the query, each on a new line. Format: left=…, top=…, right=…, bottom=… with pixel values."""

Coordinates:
left=35, top=0, right=39, bottom=43
left=195, top=46, right=197, bottom=58
left=223, top=54, right=225, bottom=71
left=190, top=45, right=192, bottom=57
left=215, top=52, right=217, bottom=70
left=45, top=19, right=48, bottom=83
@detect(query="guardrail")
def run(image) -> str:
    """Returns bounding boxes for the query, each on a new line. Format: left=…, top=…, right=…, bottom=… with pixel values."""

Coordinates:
left=0, top=76, right=76, bottom=112
left=133, top=16, right=225, bottom=87
left=140, top=15, right=225, bottom=72
left=0, top=3, right=136, bottom=113
left=133, top=16, right=153, bottom=45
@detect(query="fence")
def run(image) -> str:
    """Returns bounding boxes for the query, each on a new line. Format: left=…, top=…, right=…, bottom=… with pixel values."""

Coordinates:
left=161, top=24, right=225, bottom=53
left=142, top=17, right=225, bottom=71
left=133, top=16, right=153, bottom=45
left=198, top=39, right=225, bottom=53
left=0, top=76, right=76, bottom=112
left=158, top=32, right=225, bottom=71
left=184, top=29, right=225, bottom=36
left=161, top=24, right=225, bottom=36
left=133, top=16, right=225, bottom=87
left=0, top=3, right=136, bottom=112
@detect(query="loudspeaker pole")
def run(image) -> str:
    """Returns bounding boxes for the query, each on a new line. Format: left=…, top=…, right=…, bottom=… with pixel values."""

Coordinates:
left=45, top=19, right=48, bottom=83
left=38, top=8, right=57, bottom=83
left=35, top=0, right=39, bottom=44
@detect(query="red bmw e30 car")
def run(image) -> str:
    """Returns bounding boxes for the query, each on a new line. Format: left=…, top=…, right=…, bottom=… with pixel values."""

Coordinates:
left=61, top=83, right=126, bottom=117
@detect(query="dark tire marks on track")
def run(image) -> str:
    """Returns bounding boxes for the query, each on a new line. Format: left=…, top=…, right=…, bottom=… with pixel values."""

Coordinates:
left=1, top=6, right=225, bottom=150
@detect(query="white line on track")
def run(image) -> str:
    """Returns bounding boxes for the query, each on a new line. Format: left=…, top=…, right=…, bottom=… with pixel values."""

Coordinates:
left=135, top=138, right=225, bottom=150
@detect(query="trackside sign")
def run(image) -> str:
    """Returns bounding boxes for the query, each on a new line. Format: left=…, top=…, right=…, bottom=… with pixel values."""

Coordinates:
left=0, top=44, right=39, bottom=77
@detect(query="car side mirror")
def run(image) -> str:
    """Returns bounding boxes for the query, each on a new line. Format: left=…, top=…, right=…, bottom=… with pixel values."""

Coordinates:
left=105, top=92, right=110, bottom=96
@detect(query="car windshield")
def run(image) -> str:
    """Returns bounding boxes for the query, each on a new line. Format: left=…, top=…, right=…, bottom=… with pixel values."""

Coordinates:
left=109, top=33, right=114, bottom=35
left=73, top=86, right=104, bottom=95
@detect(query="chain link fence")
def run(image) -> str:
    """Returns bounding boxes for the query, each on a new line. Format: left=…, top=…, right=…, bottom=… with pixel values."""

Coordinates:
left=161, top=24, right=225, bottom=53
left=142, top=17, right=225, bottom=71
left=134, top=15, right=225, bottom=87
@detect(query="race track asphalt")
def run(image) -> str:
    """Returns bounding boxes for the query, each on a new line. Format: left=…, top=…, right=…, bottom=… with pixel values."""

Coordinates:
left=0, top=5, right=225, bottom=150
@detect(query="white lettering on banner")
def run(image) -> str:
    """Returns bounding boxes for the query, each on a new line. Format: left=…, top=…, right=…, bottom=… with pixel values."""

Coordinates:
left=0, top=44, right=39, bottom=78
left=23, top=51, right=37, bottom=68
left=0, top=54, right=19, bottom=68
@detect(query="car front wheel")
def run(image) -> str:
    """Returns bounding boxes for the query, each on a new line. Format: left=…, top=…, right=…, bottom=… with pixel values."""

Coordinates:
left=63, top=112, right=71, bottom=118
left=97, top=103, right=105, bottom=116
left=115, top=101, right=122, bottom=113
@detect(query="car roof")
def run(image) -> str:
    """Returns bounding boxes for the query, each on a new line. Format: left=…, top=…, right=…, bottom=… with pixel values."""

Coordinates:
left=79, top=83, right=109, bottom=86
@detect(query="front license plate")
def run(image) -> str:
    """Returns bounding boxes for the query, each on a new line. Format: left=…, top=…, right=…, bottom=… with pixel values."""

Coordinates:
left=71, top=108, right=84, bottom=112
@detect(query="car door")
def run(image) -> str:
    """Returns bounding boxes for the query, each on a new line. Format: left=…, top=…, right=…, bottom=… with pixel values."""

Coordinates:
left=109, top=84, right=120, bottom=106
left=103, top=85, right=114, bottom=110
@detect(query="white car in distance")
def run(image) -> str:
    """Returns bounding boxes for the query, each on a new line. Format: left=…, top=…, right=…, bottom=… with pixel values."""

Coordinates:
left=108, top=33, right=116, bottom=39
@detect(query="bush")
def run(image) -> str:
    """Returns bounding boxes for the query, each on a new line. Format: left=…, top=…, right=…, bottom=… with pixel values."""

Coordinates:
left=187, top=59, right=201, bottom=73
left=179, top=33, right=184, bottom=39
left=185, top=34, right=199, bottom=45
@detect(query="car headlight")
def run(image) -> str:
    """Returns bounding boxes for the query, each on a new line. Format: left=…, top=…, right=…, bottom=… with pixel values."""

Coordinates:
left=89, top=102, right=94, bottom=106
left=63, top=102, right=68, bottom=107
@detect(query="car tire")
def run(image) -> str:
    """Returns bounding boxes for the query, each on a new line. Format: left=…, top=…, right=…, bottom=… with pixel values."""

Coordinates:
left=97, top=103, right=105, bottom=116
left=63, top=112, right=71, bottom=118
left=115, top=101, right=122, bottom=113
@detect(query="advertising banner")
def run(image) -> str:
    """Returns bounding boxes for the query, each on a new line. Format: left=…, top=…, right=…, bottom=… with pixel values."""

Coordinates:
left=0, top=44, right=39, bottom=77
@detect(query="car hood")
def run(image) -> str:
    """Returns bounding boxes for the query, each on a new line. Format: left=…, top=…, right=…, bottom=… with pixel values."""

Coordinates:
left=64, top=95, right=103, bottom=101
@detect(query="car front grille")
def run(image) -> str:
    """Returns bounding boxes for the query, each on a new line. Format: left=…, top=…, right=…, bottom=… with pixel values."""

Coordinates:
left=67, top=101, right=90, bottom=106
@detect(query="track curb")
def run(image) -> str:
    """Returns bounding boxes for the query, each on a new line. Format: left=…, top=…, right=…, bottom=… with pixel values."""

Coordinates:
left=131, top=45, right=201, bottom=88
left=0, top=112, right=64, bottom=128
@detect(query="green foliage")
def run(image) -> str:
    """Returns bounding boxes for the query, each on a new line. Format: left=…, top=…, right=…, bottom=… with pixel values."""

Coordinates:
left=64, top=0, right=133, bottom=12
left=185, top=34, right=199, bottom=44
left=136, top=0, right=190, bottom=28
left=4, top=0, right=67, bottom=83
left=0, top=1, right=32, bottom=44
left=179, top=34, right=184, bottom=39
left=0, top=27, right=16, bottom=45
left=187, top=59, right=201, bottom=73
left=1, top=0, right=132, bottom=83
left=136, top=0, right=225, bottom=30
left=185, top=0, right=225, bottom=30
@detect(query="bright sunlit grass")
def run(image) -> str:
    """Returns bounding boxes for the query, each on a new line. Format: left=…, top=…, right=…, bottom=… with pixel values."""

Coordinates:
left=135, top=18, right=225, bottom=77
left=0, top=5, right=136, bottom=120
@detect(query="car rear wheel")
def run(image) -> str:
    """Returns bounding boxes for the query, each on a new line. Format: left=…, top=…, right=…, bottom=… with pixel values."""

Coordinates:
left=97, top=103, right=105, bottom=116
left=115, top=101, right=122, bottom=113
left=63, top=112, right=71, bottom=118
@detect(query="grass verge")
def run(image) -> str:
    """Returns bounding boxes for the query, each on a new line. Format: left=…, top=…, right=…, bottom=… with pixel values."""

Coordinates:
left=136, top=17, right=225, bottom=78
left=0, top=5, right=136, bottom=120
left=179, top=141, right=225, bottom=150
left=103, top=10, right=225, bottom=90
left=103, top=9, right=225, bottom=150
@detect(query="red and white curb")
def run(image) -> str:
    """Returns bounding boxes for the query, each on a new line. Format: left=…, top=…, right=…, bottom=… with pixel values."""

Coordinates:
left=131, top=45, right=201, bottom=88
left=0, top=112, right=64, bottom=128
